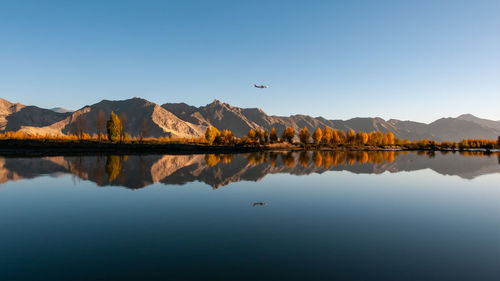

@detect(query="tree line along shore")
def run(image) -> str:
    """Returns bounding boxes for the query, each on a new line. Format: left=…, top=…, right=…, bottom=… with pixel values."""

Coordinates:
left=0, top=111, right=499, bottom=152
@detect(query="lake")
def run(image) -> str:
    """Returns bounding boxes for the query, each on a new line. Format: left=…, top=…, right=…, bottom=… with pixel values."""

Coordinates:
left=1, top=151, right=500, bottom=280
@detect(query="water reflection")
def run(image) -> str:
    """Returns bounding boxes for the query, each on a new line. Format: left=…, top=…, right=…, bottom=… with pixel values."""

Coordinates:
left=0, top=150, right=499, bottom=189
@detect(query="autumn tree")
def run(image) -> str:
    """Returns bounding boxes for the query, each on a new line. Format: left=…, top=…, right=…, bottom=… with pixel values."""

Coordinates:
left=384, top=132, right=395, bottom=145
left=263, top=130, right=269, bottom=143
left=312, top=128, right=322, bottom=146
left=256, top=129, right=265, bottom=143
left=248, top=129, right=256, bottom=142
left=282, top=127, right=295, bottom=143
left=331, top=129, right=340, bottom=145
left=118, top=112, right=128, bottom=143
left=346, top=129, right=356, bottom=145
left=270, top=128, right=278, bottom=142
left=299, top=127, right=310, bottom=145
left=205, top=126, right=221, bottom=144
left=221, top=129, right=234, bottom=144
left=71, top=114, right=87, bottom=139
left=337, top=130, right=345, bottom=144
left=322, top=126, right=332, bottom=146
left=106, top=112, right=122, bottom=142
left=356, top=132, right=368, bottom=145
left=96, top=110, right=106, bottom=141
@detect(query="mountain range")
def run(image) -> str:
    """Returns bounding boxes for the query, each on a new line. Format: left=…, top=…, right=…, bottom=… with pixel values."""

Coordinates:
left=1, top=97, right=499, bottom=141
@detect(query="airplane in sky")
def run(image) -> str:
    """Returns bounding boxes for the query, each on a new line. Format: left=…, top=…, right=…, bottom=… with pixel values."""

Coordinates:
left=254, top=84, right=268, bottom=89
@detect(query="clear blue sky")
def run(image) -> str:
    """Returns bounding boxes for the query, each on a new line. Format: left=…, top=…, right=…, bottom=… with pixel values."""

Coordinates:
left=1, top=0, right=499, bottom=123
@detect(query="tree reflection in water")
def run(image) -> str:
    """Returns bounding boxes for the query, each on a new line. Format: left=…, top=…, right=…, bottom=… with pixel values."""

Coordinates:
left=0, top=150, right=499, bottom=189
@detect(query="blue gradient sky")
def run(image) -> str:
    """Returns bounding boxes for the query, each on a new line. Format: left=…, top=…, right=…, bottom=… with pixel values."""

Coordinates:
left=1, top=0, right=499, bottom=123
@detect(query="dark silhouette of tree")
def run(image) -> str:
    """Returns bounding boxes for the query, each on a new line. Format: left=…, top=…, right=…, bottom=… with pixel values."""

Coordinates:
left=118, top=112, right=128, bottom=143
left=71, top=114, right=87, bottom=139
left=96, top=110, right=106, bottom=142
left=139, top=118, right=149, bottom=142
left=282, top=127, right=295, bottom=143
left=106, top=111, right=122, bottom=142
left=299, top=127, right=310, bottom=145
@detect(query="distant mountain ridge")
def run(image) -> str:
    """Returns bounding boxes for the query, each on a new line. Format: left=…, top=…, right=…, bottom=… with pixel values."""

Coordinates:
left=1, top=97, right=500, bottom=141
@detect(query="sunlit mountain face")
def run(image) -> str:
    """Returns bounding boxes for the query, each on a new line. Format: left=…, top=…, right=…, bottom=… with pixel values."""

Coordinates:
left=1, top=151, right=499, bottom=189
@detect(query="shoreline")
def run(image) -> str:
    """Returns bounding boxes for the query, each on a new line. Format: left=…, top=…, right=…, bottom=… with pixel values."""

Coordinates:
left=0, top=140, right=497, bottom=157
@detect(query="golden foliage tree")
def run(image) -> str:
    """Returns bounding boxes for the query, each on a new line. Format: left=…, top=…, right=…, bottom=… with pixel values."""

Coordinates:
left=205, top=126, right=221, bottom=144
left=248, top=129, right=256, bottom=142
left=356, top=132, right=368, bottom=145
left=312, top=128, right=322, bottom=145
left=299, top=127, right=310, bottom=145
left=221, top=129, right=234, bottom=144
left=106, top=112, right=122, bottom=142
left=331, top=129, right=340, bottom=145
left=270, top=128, right=278, bottom=142
left=386, top=132, right=395, bottom=145
left=322, top=126, right=332, bottom=145
left=282, top=127, right=295, bottom=143
left=346, top=129, right=356, bottom=144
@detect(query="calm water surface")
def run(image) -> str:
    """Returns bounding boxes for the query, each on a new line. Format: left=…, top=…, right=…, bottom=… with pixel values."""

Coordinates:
left=1, top=151, right=500, bottom=281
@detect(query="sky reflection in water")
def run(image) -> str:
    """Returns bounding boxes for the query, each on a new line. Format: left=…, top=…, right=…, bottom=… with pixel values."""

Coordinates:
left=1, top=151, right=500, bottom=281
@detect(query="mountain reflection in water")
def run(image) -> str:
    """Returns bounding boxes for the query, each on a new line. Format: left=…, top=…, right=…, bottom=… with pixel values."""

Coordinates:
left=1, top=151, right=499, bottom=189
